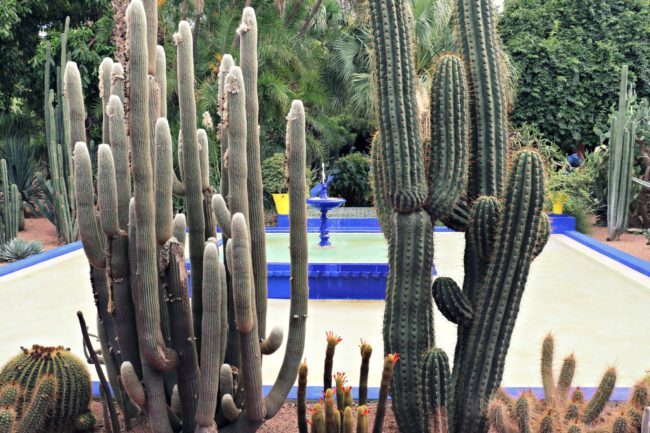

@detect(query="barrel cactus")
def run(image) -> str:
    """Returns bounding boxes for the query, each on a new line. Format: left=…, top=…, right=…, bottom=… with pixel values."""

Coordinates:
left=68, top=2, right=308, bottom=432
left=368, top=0, right=548, bottom=431
left=0, top=345, right=95, bottom=432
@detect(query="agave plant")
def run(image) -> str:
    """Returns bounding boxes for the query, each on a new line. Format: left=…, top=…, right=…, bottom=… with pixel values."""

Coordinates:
left=0, top=238, right=43, bottom=262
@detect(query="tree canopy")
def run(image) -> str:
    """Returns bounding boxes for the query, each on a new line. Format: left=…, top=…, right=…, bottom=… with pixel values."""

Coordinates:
left=500, top=0, right=650, bottom=151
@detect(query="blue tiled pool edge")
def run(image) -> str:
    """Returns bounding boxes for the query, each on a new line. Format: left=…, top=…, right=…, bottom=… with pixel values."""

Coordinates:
left=564, top=230, right=650, bottom=277
left=90, top=381, right=631, bottom=401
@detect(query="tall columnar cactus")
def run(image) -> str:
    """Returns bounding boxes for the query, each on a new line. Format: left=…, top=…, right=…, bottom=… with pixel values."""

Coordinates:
left=607, top=65, right=637, bottom=241
left=71, top=3, right=308, bottom=432
left=1, top=159, right=20, bottom=245
left=368, top=0, right=547, bottom=431
left=0, top=345, right=95, bottom=432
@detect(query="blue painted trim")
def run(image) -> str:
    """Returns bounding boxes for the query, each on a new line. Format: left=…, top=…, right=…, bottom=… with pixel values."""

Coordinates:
left=564, top=230, right=650, bottom=277
left=0, top=241, right=83, bottom=278
left=548, top=213, right=577, bottom=234
left=90, top=382, right=630, bottom=401
left=270, top=215, right=575, bottom=234
left=186, top=261, right=436, bottom=299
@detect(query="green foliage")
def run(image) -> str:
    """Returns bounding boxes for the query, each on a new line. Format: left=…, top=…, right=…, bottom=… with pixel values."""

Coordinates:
left=330, top=152, right=372, bottom=206
left=0, top=238, right=42, bottom=262
left=261, top=153, right=287, bottom=195
left=500, top=0, right=650, bottom=151
left=0, top=0, right=113, bottom=114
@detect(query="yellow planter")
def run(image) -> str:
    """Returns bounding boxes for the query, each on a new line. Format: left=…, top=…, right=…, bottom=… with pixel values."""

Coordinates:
left=272, top=193, right=290, bottom=215
left=552, top=201, right=564, bottom=215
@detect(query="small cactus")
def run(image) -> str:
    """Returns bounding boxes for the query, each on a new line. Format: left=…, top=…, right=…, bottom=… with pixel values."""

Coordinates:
left=0, top=345, right=94, bottom=432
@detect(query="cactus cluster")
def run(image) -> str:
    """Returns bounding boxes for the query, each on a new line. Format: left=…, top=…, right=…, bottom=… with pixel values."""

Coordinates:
left=39, top=17, right=76, bottom=245
left=0, top=159, right=21, bottom=245
left=487, top=334, right=649, bottom=433
left=0, top=345, right=95, bottom=433
left=297, top=334, right=398, bottom=433
left=368, top=0, right=548, bottom=431
left=606, top=65, right=637, bottom=241
left=69, top=2, right=307, bottom=432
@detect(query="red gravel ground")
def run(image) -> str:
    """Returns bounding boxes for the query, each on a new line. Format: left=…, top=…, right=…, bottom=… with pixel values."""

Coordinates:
left=91, top=400, right=400, bottom=433
left=588, top=224, right=650, bottom=262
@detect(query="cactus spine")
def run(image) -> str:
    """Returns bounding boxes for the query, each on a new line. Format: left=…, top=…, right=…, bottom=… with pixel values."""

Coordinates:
left=368, top=0, right=546, bottom=430
left=606, top=65, right=636, bottom=241
left=0, top=345, right=95, bottom=432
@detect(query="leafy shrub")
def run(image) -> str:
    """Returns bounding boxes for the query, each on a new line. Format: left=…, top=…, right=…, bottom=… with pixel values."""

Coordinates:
left=262, top=153, right=287, bottom=195
left=330, top=152, right=372, bottom=206
left=0, top=238, right=42, bottom=262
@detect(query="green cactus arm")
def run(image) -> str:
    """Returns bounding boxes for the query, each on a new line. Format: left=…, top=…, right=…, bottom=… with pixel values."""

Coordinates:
left=422, top=349, right=450, bottom=433
left=298, top=361, right=308, bottom=433
left=120, top=361, right=146, bottom=410
left=44, top=43, right=53, bottom=156
left=218, top=54, right=234, bottom=195
left=323, top=333, right=340, bottom=392
left=198, top=129, right=210, bottom=191
left=220, top=364, right=235, bottom=398
left=372, top=354, right=398, bottom=433
left=358, top=341, right=372, bottom=406
left=239, top=7, right=269, bottom=339
left=142, top=0, right=157, bottom=75
left=212, top=194, right=232, bottom=238
left=221, top=394, right=242, bottom=421
left=110, top=62, right=125, bottom=102
left=607, top=65, right=634, bottom=241
left=452, top=150, right=545, bottom=433
left=368, top=0, right=426, bottom=213
left=369, top=132, right=392, bottom=239
left=432, top=277, right=473, bottom=325
left=385, top=211, right=434, bottom=433
left=515, top=396, right=531, bottom=433
left=263, top=100, right=309, bottom=416
left=457, top=0, right=508, bottom=199
left=582, top=368, right=616, bottom=424
left=156, top=46, right=167, bottom=118
left=425, top=54, right=469, bottom=220
left=441, top=200, right=470, bottom=232
left=154, top=118, right=174, bottom=244
left=128, top=199, right=174, bottom=433
left=324, top=389, right=338, bottom=433
left=172, top=213, right=187, bottom=244
left=64, top=62, right=87, bottom=151
left=126, top=0, right=179, bottom=373
left=195, top=242, right=223, bottom=428
left=260, top=326, right=283, bottom=355
left=99, top=58, right=114, bottom=145
left=343, top=407, right=354, bottom=433
left=357, top=406, right=368, bottom=433
left=541, top=334, right=555, bottom=406
left=335, top=373, right=346, bottom=413
left=225, top=66, right=250, bottom=222
left=107, top=95, right=131, bottom=230
left=162, top=238, right=200, bottom=432
left=533, top=213, right=550, bottom=259
left=557, top=354, right=576, bottom=401
left=97, top=144, right=121, bottom=238
left=229, top=213, right=266, bottom=421
left=219, top=257, right=229, bottom=368
left=175, top=21, right=207, bottom=346
left=73, top=143, right=106, bottom=269
left=486, top=400, right=511, bottom=433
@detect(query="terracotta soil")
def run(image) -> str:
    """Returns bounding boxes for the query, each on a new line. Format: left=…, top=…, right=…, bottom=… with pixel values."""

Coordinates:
left=0, top=217, right=61, bottom=266
left=91, top=400, right=400, bottom=433
left=588, top=224, right=650, bottom=262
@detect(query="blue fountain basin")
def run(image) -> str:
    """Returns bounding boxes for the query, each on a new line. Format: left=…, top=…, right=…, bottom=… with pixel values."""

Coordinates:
left=306, top=197, right=346, bottom=211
